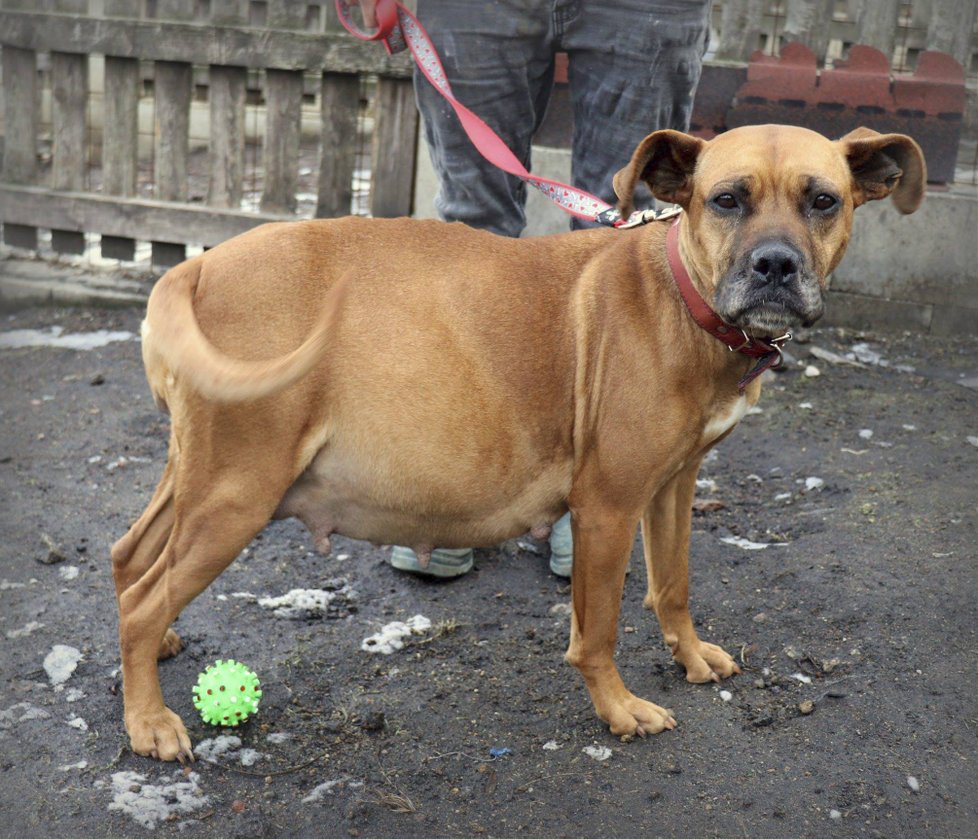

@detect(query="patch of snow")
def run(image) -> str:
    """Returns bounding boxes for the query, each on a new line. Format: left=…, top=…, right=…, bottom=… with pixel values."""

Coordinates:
left=0, top=702, right=51, bottom=728
left=582, top=745, right=612, bottom=761
left=848, top=342, right=884, bottom=366
left=6, top=620, right=44, bottom=639
left=302, top=777, right=362, bottom=803
left=803, top=476, right=825, bottom=492
left=907, top=775, right=920, bottom=793
left=720, top=536, right=786, bottom=551
left=695, top=478, right=718, bottom=493
left=238, top=749, right=264, bottom=767
left=59, top=761, right=88, bottom=771
left=858, top=429, right=874, bottom=440
left=0, top=326, right=136, bottom=351
left=266, top=732, right=291, bottom=744
left=257, top=583, right=357, bottom=619
left=59, top=565, right=79, bottom=581
left=106, top=770, right=209, bottom=830
left=790, top=672, right=813, bottom=685
left=44, top=644, right=82, bottom=686
left=65, top=688, right=86, bottom=703
left=195, top=735, right=242, bottom=761
left=542, top=740, right=561, bottom=751
left=68, top=716, right=89, bottom=732
left=719, top=690, right=733, bottom=702
left=361, top=615, right=432, bottom=654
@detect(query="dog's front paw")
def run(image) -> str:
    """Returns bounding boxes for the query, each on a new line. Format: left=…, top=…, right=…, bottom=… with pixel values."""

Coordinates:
left=127, top=706, right=194, bottom=763
left=675, top=640, right=740, bottom=684
left=600, top=693, right=677, bottom=738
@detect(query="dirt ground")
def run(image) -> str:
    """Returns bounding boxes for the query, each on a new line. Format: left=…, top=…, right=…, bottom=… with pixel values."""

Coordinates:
left=1, top=279, right=976, bottom=838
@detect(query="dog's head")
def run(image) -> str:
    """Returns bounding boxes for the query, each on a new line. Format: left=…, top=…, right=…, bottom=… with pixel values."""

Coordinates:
left=614, top=125, right=926, bottom=336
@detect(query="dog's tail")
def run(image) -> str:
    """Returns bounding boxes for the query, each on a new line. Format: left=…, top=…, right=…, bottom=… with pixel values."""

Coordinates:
left=142, top=257, right=345, bottom=404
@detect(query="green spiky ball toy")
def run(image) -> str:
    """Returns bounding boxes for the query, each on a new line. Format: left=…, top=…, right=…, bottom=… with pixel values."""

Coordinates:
left=192, top=659, right=262, bottom=726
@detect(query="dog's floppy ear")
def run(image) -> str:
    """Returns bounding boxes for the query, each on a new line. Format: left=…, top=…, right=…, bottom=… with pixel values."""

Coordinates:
left=614, top=130, right=705, bottom=217
left=838, top=128, right=926, bottom=214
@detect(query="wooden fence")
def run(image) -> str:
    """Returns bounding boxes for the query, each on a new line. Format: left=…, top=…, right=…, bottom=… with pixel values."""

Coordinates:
left=0, top=0, right=975, bottom=268
left=0, top=0, right=417, bottom=266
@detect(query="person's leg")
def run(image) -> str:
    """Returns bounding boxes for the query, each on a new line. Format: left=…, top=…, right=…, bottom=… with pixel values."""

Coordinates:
left=561, top=0, right=713, bottom=228
left=414, top=0, right=556, bottom=237
left=393, top=1, right=558, bottom=576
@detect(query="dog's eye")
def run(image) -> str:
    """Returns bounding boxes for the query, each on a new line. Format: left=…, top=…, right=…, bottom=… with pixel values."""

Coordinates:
left=712, top=193, right=739, bottom=211
left=813, top=193, right=838, bottom=212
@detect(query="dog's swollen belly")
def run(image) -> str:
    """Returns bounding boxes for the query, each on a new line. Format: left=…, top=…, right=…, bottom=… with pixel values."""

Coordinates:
left=275, top=437, right=573, bottom=552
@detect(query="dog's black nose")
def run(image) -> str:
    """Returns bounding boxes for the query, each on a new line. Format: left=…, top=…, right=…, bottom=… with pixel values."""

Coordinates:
left=751, top=244, right=800, bottom=286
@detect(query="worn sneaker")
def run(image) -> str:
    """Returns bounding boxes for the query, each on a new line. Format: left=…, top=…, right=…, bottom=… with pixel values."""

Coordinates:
left=389, top=546, right=474, bottom=578
left=548, top=512, right=573, bottom=578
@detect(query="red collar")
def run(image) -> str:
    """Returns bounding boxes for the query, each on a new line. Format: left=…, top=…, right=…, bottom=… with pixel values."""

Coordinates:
left=665, top=217, right=791, bottom=391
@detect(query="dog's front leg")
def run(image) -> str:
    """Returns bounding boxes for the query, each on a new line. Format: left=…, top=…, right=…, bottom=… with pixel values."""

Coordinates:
left=641, top=460, right=740, bottom=683
left=565, top=507, right=677, bottom=737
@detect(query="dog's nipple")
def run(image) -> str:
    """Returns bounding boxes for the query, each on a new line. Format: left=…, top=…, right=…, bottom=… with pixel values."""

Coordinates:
left=530, top=523, right=552, bottom=541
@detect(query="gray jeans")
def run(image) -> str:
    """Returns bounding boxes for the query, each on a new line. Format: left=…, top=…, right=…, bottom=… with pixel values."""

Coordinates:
left=414, top=0, right=713, bottom=236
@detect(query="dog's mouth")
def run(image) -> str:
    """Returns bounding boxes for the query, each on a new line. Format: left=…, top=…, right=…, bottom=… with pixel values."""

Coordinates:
left=713, top=245, right=825, bottom=336
left=720, top=288, right=825, bottom=334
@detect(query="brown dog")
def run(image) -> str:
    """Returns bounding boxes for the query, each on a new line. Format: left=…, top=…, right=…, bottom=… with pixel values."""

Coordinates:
left=112, top=125, right=924, bottom=761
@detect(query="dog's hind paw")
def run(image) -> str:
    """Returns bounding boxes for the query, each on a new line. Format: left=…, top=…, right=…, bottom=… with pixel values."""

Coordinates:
left=127, top=706, right=194, bottom=763
left=157, top=628, right=184, bottom=660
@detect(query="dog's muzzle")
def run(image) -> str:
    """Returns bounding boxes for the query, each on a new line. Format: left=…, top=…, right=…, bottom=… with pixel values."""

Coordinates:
left=715, top=241, right=824, bottom=333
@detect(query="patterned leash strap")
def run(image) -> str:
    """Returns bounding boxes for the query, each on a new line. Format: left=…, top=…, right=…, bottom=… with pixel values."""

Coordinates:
left=335, top=0, right=649, bottom=228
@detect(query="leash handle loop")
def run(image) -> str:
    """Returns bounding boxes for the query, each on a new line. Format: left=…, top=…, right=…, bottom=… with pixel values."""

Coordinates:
left=335, top=0, right=404, bottom=54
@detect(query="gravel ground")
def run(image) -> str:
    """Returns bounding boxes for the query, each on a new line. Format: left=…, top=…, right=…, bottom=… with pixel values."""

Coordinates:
left=0, top=288, right=976, bottom=838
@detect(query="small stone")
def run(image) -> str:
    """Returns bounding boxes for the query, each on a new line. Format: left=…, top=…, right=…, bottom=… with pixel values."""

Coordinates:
left=803, top=365, right=821, bottom=378
left=829, top=809, right=842, bottom=820
left=38, top=533, right=66, bottom=565
left=907, top=776, right=920, bottom=793
left=719, top=690, right=732, bottom=702
left=798, top=700, right=815, bottom=715
left=752, top=612, right=767, bottom=623
left=89, top=374, right=105, bottom=386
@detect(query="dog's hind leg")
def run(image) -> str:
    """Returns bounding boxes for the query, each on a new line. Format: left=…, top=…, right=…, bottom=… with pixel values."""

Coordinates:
left=641, top=459, right=741, bottom=683
left=111, top=454, right=184, bottom=660
left=117, top=457, right=286, bottom=762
